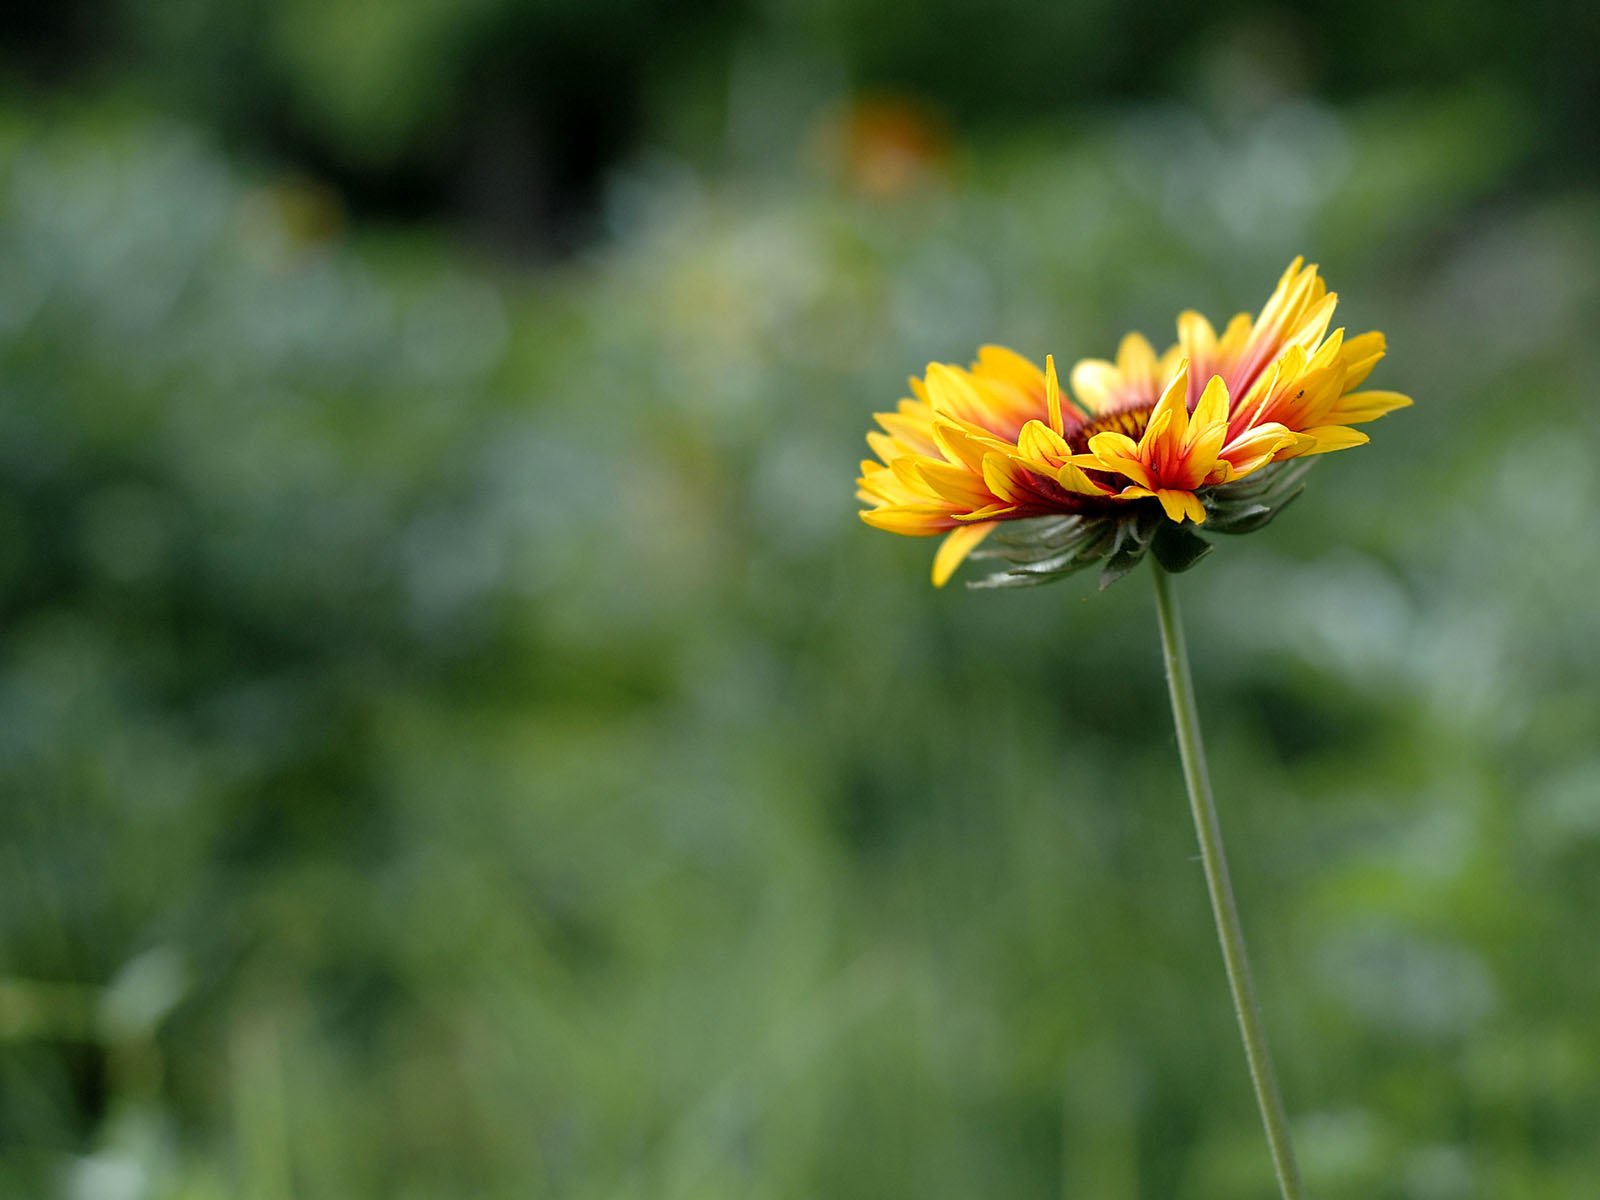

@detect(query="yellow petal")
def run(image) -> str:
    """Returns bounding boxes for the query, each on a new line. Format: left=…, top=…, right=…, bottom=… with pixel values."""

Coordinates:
left=1148, top=359, right=1191, bottom=434
left=1293, top=292, right=1338, bottom=350
left=1308, top=326, right=1345, bottom=371
left=1085, top=431, right=1141, bottom=461
left=889, top=454, right=940, bottom=497
left=1218, top=447, right=1279, bottom=478
left=958, top=504, right=1017, bottom=521
left=923, top=363, right=985, bottom=422
left=1291, top=365, right=1349, bottom=427
left=1221, top=423, right=1298, bottom=476
left=1177, top=310, right=1217, bottom=358
left=1183, top=419, right=1228, bottom=478
left=1293, top=425, right=1371, bottom=455
left=866, top=430, right=902, bottom=464
left=1154, top=488, right=1199, bottom=523
left=876, top=408, right=940, bottom=457
left=932, top=419, right=1003, bottom=474
left=913, top=459, right=997, bottom=507
left=1147, top=489, right=1206, bottom=524
left=932, top=522, right=996, bottom=587
left=1333, top=390, right=1413, bottom=424
left=1156, top=341, right=1186, bottom=385
left=1234, top=346, right=1310, bottom=427
left=981, top=453, right=1045, bottom=504
left=1194, top=374, right=1229, bottom=426
left=1069, top=359, right=1120, bottom=413
left=1016, top=418, right=1071, bottom=463
left=857, top=467, right=922, bottom=506
left=860, top=506, right=954, bottom=534
left=1256, top=258, right=1315, bottom=333
left=1217, top=312, right=1253, bottom=356
left=1116, top=332, right=1158, bottom=380
left=1085, top=432, right=1154, bottom=490
left=974, top=345, right=1045, bottom=394
left=1141, top=407, right=1176, bottom=460
left=1056, top=462, right=1109, bottom=495
left=1339, top=331, right=1387, bottom=389
left=1045, top=354, right=1063, bottom=434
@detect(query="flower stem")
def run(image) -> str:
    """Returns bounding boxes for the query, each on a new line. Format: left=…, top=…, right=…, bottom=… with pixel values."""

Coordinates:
left=1150, top=561, right=1305, bottom=1200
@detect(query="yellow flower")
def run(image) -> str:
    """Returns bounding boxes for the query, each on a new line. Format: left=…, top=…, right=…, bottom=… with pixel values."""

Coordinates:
left=857, top=258, right=1411, bottom=586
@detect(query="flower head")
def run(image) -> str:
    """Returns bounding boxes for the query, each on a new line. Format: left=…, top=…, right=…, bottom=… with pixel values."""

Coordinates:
left=857, top=258, right=1411, bottom=587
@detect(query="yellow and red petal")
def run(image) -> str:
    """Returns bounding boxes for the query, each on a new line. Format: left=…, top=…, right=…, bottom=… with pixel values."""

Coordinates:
left=1081, top=431, right=1155, bottom=490
left=1056, top=461, right=1112, bottom=496
left=1219, top=423, right=1297, bottom=476
left=912, top=459, right=1002, bottom=508
left=859, top=259, right=1408, bottom=585
left=1147, top=359, right=1192, bottom=431
left=931, top=418, right=1007, bottom=474
left=1015, top=418, right=1072, bottom=464
left=1120, top=485, right=1206, bottom=524
left=1190, top=374, right=1229, bottom=431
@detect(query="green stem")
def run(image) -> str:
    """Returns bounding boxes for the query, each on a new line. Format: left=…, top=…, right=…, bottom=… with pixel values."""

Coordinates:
left=1150, top=561, right=1305, bottom=1200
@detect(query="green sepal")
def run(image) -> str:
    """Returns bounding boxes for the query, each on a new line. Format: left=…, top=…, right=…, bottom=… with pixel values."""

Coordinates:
left=1096, top=511, right=1157, bottom=590
left=960, top=459, right=1322, bottom=590
left=1200, top=459, right=1315, bottom=535
left=1202, top=503, right=1271, bottom=533
left=1096, top=543, right=1147, bottom=590
left=1151, top=522, right=1213, bottom=573
left=968, top=501, right=1175, bottom=590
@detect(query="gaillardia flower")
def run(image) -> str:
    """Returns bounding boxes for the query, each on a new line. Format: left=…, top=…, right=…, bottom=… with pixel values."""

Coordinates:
left=857, top=259, right=1411, bottom=587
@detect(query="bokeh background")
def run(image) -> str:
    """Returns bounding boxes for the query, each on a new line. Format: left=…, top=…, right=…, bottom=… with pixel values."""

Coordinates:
left=3, top=2, right=1599, bottom=1197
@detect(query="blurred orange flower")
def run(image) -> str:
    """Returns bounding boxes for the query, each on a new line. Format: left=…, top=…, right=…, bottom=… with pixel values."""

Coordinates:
left=819, top=96, right=952, bottom=201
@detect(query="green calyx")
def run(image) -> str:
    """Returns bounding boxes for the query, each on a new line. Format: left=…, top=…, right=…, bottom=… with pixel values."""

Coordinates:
left=967, top=460, right=1315, bottom=591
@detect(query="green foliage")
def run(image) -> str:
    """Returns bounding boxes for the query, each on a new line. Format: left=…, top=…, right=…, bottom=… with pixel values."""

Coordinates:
left=2, top=83, right=1600, bottom=1200
left=1149, top=523, right=1213, bottom=575
left=77, top=0, right=1600, bottom=191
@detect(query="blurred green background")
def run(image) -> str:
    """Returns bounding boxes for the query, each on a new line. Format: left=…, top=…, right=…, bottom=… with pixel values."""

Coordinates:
left=2, top=1, right=1599, bottom=1197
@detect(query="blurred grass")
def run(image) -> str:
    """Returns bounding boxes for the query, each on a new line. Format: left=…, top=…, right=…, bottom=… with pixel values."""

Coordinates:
left=1, top=80, right=1599, bottom=1199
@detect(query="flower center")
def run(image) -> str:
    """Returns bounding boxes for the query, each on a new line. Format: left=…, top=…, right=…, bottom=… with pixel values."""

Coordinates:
left=1063, top=399, right=1155, bottom=454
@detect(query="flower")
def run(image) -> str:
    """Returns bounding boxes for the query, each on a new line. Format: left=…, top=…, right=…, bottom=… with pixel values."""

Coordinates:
left=857, top=258, right=1411, bottom=587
